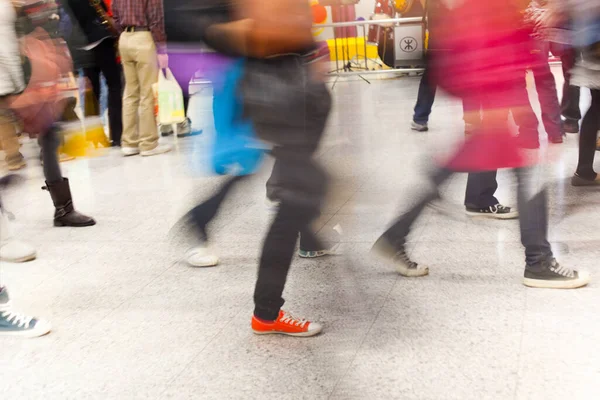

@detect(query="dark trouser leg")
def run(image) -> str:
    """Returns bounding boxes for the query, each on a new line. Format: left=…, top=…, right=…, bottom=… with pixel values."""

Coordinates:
left=254, top=203, right=313, bottom=321
left=84, top=67, right=101, bottom=112
left=514, top=167, right=553, bottom=267
left=575, top=89, right=600, bottom=179
left=512, top=73, right=540, bottom=146
left=464, top=170, right=499, bottom=209
left=38, top=128, right=63, bottom=183
left=299, top=227, right=324, bottom=252
left=94, top=39, right=123, bottom=146
left=187, top=175, right=247, bottom=242
left=379, top=168, right=453, bottom=248
left=560, top=48, right=581, bottom=122
left=412, top=68, right=437, bottom=125
left=531, top=41, right=563, bottom=139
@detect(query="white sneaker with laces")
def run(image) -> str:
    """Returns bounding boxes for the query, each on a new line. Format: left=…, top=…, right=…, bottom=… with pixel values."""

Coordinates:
left=186, top=246, right=219, bottom=267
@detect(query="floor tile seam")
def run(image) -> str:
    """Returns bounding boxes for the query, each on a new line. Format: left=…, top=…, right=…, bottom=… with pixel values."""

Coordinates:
left=513, top=291, right=530, bottom=400
left=326, top=273, right=401, bottom=399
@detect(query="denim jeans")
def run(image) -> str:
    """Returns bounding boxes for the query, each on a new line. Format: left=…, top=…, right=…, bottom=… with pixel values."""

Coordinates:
left=413, top=68, right=437, bottom=125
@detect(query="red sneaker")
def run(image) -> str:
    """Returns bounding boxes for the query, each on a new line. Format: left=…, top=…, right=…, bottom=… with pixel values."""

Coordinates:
left=251, top=311, right=323, bottom=337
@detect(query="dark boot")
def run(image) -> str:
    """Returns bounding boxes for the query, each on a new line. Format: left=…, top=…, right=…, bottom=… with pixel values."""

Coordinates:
left=43, top=178, right=96, bottom=227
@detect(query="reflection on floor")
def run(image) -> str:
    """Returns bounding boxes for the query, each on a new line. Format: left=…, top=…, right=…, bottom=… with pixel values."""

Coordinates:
left=2, top=70, right=599, bottom=399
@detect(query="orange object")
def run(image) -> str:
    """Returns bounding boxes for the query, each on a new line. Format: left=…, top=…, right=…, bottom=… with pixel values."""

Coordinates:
left=251, top=311, right=322, bottom=337
left=312, top=4, right=327, bottom=24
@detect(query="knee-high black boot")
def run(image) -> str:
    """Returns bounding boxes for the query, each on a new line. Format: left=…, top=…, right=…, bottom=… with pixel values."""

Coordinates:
left=43, top=178, right=96, bottom=227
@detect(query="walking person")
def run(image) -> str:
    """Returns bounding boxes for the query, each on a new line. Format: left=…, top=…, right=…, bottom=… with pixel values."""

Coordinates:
left=62, top=0, right=123, bottom=146
left=112, top=0, right=171, bottom=156
left=375, top=0, right=590, bottom=289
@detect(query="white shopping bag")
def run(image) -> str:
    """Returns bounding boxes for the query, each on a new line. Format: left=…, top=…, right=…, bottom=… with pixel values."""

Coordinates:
left=156, top=68, right=186, bottom=125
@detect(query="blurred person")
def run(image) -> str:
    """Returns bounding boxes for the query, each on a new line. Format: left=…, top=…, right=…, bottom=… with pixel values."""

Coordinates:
left=374, top=0, right=590, bottom=289
left=3, top=0, right=95, bottom=227
left=197, top=0, right=331, bottom=336
left=0, top=175, right=50, bottom=338
left=0, top=0, right=26, bottom=171
left=411, top=0, right=518, bottom=220
left=61, top=0, right=123, bottom=146
left=112, top=0, right=171, bottom=156
left=567, top=1, right=600, bottom=185
left=559, top=48, right=581, bottom=133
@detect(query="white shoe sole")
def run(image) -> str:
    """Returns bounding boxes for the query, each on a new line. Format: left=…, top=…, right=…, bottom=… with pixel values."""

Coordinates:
left=466, top=211, right=519, bottom=220
left=122, top=149, right=140, bottom=157
left=252, top=326, right=323, bottom=337
left=1, top=319, right=52, bottom=338
left=141, top=147, right=172, bottom=157
left=0, top=252, right=37, bottom=263
left=523, top=272, right=591, bottom=289
left=187, top=257, right=219, bottom=268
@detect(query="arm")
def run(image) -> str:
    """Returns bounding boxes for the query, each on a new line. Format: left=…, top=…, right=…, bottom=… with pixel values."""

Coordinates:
left=111, top=0, right=122, bottom=33
left=147, top=0, right=166, bottom=51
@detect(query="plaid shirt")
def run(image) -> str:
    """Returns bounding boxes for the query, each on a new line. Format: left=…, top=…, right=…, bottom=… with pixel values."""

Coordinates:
left=112, top=0, right=166, bottom=47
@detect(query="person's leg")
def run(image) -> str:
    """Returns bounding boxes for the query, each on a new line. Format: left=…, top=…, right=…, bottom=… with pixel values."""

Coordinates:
left=511, top=73, right=541, bottom=148
left=95, top=39, right=123, bottom=146
left=515, top=167, right=590, bottom=288
left=119, top=32, right=141, bottom=152
left=573, top=89, right=600, bottom=183
left=135, top=33, right=163, bottom=153
left=39, top=128, right=96, bottom=227
left=412, top=67, right=437, bottom=130
left=373, top=168, right=452, bottom=277
left=531, top=41, right=564, bottom=142
left=0, top=108, right=25, bottom=170
left=464, top=171, right=499, bottom=209
left=560, top=48, right=581, bottom=132
left=84, top=66, right=101, bottom=113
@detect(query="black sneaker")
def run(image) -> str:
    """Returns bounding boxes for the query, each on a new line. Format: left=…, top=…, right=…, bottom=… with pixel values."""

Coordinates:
left=372, top=236, right=429, bottom=277
left=466, top=204, right=519, bottom=220
left=563, top=119, right=579, bottom=134
left=523, top=259, right=590, bottom=289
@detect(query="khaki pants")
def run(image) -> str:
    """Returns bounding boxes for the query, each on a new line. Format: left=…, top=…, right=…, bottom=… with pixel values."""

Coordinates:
left=118, top=32, right=159, bottom=151
left=0, top=108, right=22, bottom=166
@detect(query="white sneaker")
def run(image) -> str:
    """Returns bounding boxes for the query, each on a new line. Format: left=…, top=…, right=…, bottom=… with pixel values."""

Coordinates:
left=185, top=247, right=219, bottom=267
left=122, top=147, right=140, bottom=157
left=0, top=288, right=51, bottom=338
left=0, top=211, right=36, bottom=263
left=141, top=144, right=172, bottom=157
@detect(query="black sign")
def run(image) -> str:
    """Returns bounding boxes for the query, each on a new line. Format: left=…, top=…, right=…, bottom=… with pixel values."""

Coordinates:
left=400, top=36, right=417, bottom=53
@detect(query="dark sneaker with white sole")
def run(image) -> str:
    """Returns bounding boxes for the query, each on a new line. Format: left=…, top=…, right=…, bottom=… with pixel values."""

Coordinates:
left=372, top=236, right=429, bottom=277
left=523, top=259, right=590, bottom=289
left=466, top=204, right=518, bottom=220
left=0, top=288, right=51, bottom=338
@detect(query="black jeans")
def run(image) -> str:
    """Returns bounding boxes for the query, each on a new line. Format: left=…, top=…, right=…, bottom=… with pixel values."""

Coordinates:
left=560, top=48, right=582, bottom=122
left=379, top=166, right=552, bottom=268
left=464, top=171, right=499, bottom=209
left=83, top=38, right=123, bottom=146
left=575, top=89, right=600, bottom=180
left=38, top=127, right=63, bottom=183
left=531, top=41, right=563, bottom=140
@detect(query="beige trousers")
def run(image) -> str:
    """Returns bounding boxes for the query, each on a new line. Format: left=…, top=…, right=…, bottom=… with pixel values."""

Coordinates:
left=0, top=108, right=22, bottom=166
left=118, top=32, right=159, bottom=151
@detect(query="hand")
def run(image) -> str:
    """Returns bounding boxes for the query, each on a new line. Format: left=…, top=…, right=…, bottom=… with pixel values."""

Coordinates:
left=157, top=54, right=169, bottom=69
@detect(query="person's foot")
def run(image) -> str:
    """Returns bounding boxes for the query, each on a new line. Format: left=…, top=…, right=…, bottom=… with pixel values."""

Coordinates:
left=160, top=124, right=174, bottom=137
left=298, top=225, right=343, bottom=258
left=563, top=119, right=579, bottom=134
left=141, top=144, right=172, bottom=157
left=571, top=173, right=600, bottom=187
left=548, top=135, right=564, bottom=144
left=121, top=146, right=140, bottom=157
left=185, top=246, right=219, bottom=267
left=0, top=210, right=36, bottom=263
left=523, top=259, right=590, bottom=289
left=0, top=288, right=51, bottom=338
left=251, top=310, right=322, bottom=337
left=410, top=121, right=428, bottom=132
left=7, top=157, right=26, bottom=171
left=372, top=236, right=429, bottom=277
left=175, top=118, right=192, bottom=137
left=466, top=204, right=519, bottom=219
